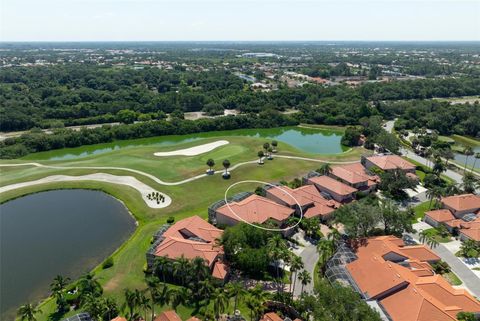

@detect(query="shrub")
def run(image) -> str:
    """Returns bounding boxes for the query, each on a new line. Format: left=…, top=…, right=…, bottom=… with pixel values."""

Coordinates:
left=167, top=216, right=175, bottom=224
left=102, top=257, right=114, bottom=269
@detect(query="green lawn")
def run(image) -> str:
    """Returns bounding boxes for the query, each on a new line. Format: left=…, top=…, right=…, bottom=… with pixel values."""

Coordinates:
left=422, top=228, right=452, bottom=243
left=412, top=201, right=434, bottom=223
left=442, top=272, right=463, bottom=286
left=1, top=128, right=371, bottom=321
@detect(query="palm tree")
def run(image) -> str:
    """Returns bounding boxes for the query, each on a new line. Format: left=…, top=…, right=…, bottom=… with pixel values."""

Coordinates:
left=137, top=290, right=151, bottom=321
left=78, top=273, right=102, bottom=298
left=246, top=285, right=268, bottom=321
left=83, top=294, right=108, bottom=321
left=289, top=255, right=304, bottom=294
left=222, top=159, right=231, bottom=178
left=271, top=140, right=278, bottom=153
left=17, top=304, right=40, bottom=321
left=170, top=287, right=189, bottom=311
left=257, top=150, right=265, bottom=164
left=298, top=270, right=311, bottom=294
left=463, top=146, right=474, bottom=173
left=419, top=230, right=439, bottom=249
left=153, top=256, right=170, bottom=283
left=206, top=158, right=215, bottom=174
left=316, top=239, right=335, bottom=268
left=472, top=152, right=480, bottom=172
left=226, top=281, right=246, bottom=314
left=440, top=148, right=454, bottom=168
left=317, top=163, right=332, bottom=176
left=123, top=289, right=141, bottom=321
left=146, top=276, right=160, bottom=321
left=426, top=186, right=443, bottom=208
left=211, top=288, right=229, bottom=320
left=432, top=157, right=446, bottom=176
left=50, top=275, right=70, bottom=313
left=462, top=172, right=476, bottom=193
left=267, top=235, right=288, bottom=290
left=172, top=255, right=190, bottom=286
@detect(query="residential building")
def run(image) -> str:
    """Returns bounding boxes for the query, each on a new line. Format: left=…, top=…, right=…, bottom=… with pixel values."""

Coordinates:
left=363, top=155, right=416, bottom=173
left=265, top=184, right=340, bottom=221
left=305, top=175, right=357, bottom=203
left=146, top=215, right=228, bottom=281
left=329, top=163, right=380, bottom=192
left=214, top=194, right=295, bottom=228
left=326, top=236, right=480, bottom=321
left=441, top=194, right=480, bottom=218
left=154, top=311, right=182, bottom=321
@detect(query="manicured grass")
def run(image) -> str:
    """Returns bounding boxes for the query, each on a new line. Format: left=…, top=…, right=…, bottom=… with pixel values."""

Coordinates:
left=404, top=157, right=455, bottom=185
left=313, top=262, right=321, bottom=289
left=415, top=170, right=426, bottom=182
left=451, top=134, right=480, bottom=147
left=412, top=201, right=434, bottom=223
left=422, top=228, right=452, bottom=243
left=438, top=136, right=455, bottom=144
left=443, top=272, right=463, bottom=286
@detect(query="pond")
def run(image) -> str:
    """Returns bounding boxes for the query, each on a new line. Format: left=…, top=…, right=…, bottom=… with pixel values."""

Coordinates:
left=0, top=190, right=136, bottom=321
left=454, top=146, right=480, bottom=170
left=23, top=126, right=347, bottom=161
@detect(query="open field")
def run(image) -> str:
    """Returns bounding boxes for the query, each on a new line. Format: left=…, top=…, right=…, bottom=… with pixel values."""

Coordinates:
left=0, top=126, right=371, bottom=321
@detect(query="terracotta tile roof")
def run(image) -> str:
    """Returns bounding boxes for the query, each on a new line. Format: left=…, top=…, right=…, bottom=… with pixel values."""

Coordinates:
left=346, top=236, right=480, bottom=321
left=260, top=312, right=283, bottom=321
left=212, top=260, right=229, bottom=280
left=154, top=237, right=220, bottom=265
left=111, top=317, right=127, bottom=321
left=308, top=175, right=357, bottom=196
left=460, top=228, right=480, bottom=241
left=400, top=246, right=441, bottom=262
left=266, top=184, right=340, bottom=219
left=216, top=195, right=295, bottom=224
left=331, top=163, right=374, bottom=185
left=425, top=209, right=455, bottom=223
left=444, top=219, right=463, bottom=229
left=163, top=215, right=222, bottom=243
left=154, top=311, right=182, bottom=321
left=186, top=318, right=201, bottom=321
left=366, top=155, right=416, bottom=171
left=441, top=194, right=480, bottom=212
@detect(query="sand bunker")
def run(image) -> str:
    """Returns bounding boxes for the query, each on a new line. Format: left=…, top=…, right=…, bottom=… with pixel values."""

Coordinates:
left=0, top=173, right=172, bottom=209
left=154, top=140, right=229, bottom=157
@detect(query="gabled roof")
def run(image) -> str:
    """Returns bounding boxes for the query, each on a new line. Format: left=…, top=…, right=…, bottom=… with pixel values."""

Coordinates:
left=216, top=195, right=295, bottom=224
left=331, top=163, right=374, bottom=185
left=460, top=228, right=480, bottom=241
left=441, top=194, right=480, bottom=212
left=212, top=260, right=229, bottom=280
left=266, top=184, right=340, bottom=218
left=260, top=312, right=284, bottom=321
left=366, top=155, right=416, bottom=171
left=154, top=237, right=220, bottom=265
left=425, top=209, right=455, bottom=223
left=307, top=175, right=357, bottom=196
left=163, top=215, right=222, bottom=243
left=154, top=311, right=182, bottom=321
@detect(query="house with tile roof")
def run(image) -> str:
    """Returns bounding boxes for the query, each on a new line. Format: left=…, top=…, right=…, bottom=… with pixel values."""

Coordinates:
left=332, top=236, right=480, bottom=321
left=265, top=184, right=340, bottom=221
left=146, top=215, right=229, bottom=282
left=214, top=194, right=295, bottom=228
left=363, top=155, right=416, bottom=173
left=154, top=310, right=183, bottom=321
left=423, top=194, right=480, bottom=242
left=305, top=175, right=357, bottom=203
left=329, top=163, right=380, bottom=193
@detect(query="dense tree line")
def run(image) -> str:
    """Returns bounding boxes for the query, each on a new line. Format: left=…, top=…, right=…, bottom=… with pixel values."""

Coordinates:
left=0, top=111, right=296, bottom=158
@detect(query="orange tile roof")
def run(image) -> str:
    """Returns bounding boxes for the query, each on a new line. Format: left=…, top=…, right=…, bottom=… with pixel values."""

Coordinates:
left=425, top=209, right=455, bottom=223
left=308, top=175, right=357, bottom=196
left=111, top=317, right=127, bottom=321
left=366, top=155, right=416, bottom=171
left=216, top=195, right=295, bottom=224
left=260, top=312, right=283, bottom=321
left=444, top=219, right=463, bottom=229
left=212, top=260, right=229, bottom=280
left=154, top=311, right=182, bottom=321
left=186, top=318, right=201, bottom=321
left=346, top=236, right=480, bottom=321
left=460, top=228, right=480, bottom=241
left=163, top=215, right=222, bottom=243
left=267, top=184, right=340, bottom=218
left=441, top=194, right=480, bottom=212
left=331, top=164, right=373, bottom=185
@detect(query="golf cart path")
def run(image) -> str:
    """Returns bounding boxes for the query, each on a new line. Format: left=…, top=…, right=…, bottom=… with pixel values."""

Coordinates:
left=154, top=140, right=229, bottom=157
left=0, top=155, right=359, bottom=187
left=0, top=173, right=172, bottom=209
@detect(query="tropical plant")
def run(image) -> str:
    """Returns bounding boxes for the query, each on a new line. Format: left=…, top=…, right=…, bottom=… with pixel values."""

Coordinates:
left=289, top=255, right=304, bottom=295
left=222, top=159, right=231, bottom=176
left=206, top=158, right=215, bottom=172
left=257, top=150, right=264, bottom=164
left=426, top=186, right=444, bottom=208
left=267, top=235, right=289, bottom=290
left=211, top=288, right=229, bottom=320
left=153, top=256, right=171, bottom=283
left=170, top=287, right=189, bottom=311
left=298, top=270, right=311, bottom=294
left=172, top=255, right=190, bottom=286
left=50, top=275, right=70, bottom=313
left=123, top=289, right=141, bottom=321
left=137, top=290, right=151, bottom=321
left=463, top=146, right=474, bottom=173
left=17, top=304, right=40, bottom=321
left=460, top=239, right=480, bottom=258
left=472, top=152, right=480, bottom=172
left=419, top=230, right=439, bottom=249
left=317, top=163, right=332, bottom=175
left=263, top=142, right=270, bottom=155
left=78, top=273, right=103, bottom=299
left=226, top=281, right=246, bottom=314
left=316, top=239, right=335, bottom=268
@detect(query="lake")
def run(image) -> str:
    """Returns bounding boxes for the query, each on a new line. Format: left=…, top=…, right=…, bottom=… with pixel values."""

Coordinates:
left=0, top=190, right=136, bottom=321
left=454, top=146, right=480, bottom=170
left=23, top=126, right=347, bottom=161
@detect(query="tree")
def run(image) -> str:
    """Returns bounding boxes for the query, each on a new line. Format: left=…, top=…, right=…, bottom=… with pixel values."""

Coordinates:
left=333, top=201, right=382, bottom=238
left=211, top=288, right=229, bottom=320
left=123, top=289, right=141, bottom=321
left=432, top=157, right=446, bottom=176
left=463, top=146, right=474, bottom=173
left=78, top=273, right=102, bottom=299
left=472, top=152, right=480, bottom=172
left=289, top=255, right=304, bottom=295
left=460, top=239, right=479, bottom=258
left=206, top=158, right=215, bottom=173
left=170, top=287, right=189, bottom=311
left=17, top=304, right=40, bottom=321
left=173, top=255, right=190, bottom=286
left=153, top=256, right=171, bottom=283
left=379, top=199, right=413, bottom=235
left=298, top=270, right=311, bottom=294
left=316, top=239, right=335, bottom=269
left=50, top=275, right=70, bottom=313
left=341, top=126, right=362, bottom=146
left=461, top=172, right=477, bottom=194
left=378, top=168, right=417, bottom=200
left=222, top=159, right=231, bottom=177
left=419, top=230, right=439, bottom=249
left=117, top=109, right=137, bottom=124
left=426, top=186, right=444, bottom=208
left=267, top=235, right=289, bottom=291
left=271, top=140, right=278, bottom=152
left=263, top=142, right=270, bottom=155
left=317, top=163, right=332, bottom=176
left=226, top=281, right=246, bottom=314
left=457, top=312, right=476, bottom=321
left=137, top=290, right=151, bottom=321
left=257, top=150, right=264, bottom=164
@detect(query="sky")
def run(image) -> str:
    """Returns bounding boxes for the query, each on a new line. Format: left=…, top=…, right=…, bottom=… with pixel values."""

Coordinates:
left=1, top=0, right=479, bottom=42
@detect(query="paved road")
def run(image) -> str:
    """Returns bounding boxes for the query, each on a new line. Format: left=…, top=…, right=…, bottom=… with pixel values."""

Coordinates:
left=407, top=228, right=480, bottom=297
left=292, top=242, right=318, bottom=296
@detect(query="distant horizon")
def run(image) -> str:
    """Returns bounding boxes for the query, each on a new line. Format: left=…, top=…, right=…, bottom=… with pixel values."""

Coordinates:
left=1, top=0, right=478, bottom=42
left=2, top=40, right=480, bottom=44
